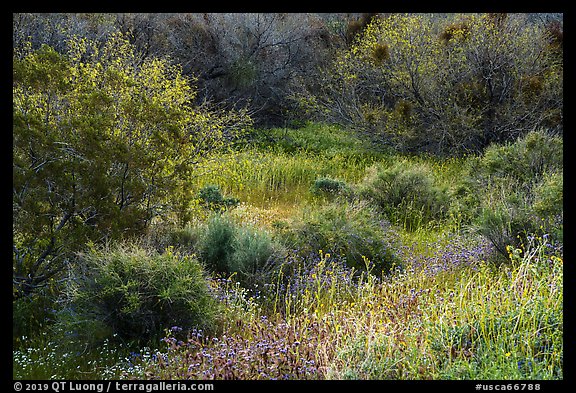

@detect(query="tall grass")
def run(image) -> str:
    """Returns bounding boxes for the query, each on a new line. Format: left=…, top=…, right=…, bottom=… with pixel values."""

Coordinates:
left=188, top=123, right=384, bottom=216
left=137, top=232, right=562, bottom=380
left=14, top=123, right=562, bottom=380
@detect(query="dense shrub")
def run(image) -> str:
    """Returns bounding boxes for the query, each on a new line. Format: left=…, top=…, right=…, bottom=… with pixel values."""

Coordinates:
left=310, top=177, right=351, bottom=198
left=468, top=130, right=563, bottom=258
left=57, top=243, right=219, bottom=346
left=533, top=170, right=563, bottom=236
left=296, top=13, right=563, bottom=154
left=360, top=161, right=450, bottom=231
left=198, top=214, right=237, bottom=274
left=198, top=185, right=240, bottom=211
left=13, top=34, right=251, bottom=299
left=142, top=222, right=199, bottom=255
left=474, top=130, right=563, bottom=184
left=280, top=200, right=401, bottom=273
left=197, top=213, right=282, bottom=286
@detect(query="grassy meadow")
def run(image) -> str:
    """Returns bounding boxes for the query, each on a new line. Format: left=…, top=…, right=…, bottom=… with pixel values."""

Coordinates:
left=13, top=123, right=563, bottom=380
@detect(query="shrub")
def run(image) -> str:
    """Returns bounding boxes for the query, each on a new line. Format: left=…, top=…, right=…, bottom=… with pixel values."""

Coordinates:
left=13, top=34, right=250, bottom=299
left=13, top=288, right=59, bottom=347
left=198, top=213, right=282, bottom=286
left=360, top=161, right=450, bottom=231
left=470, top=130, right=563, bottom=259
left=198, top=213, right=237, bottom=274
left=141, top=222, right=200, bottom=255
left=57, top=243, right=219, bottom=346
left=474, top=130, right=563, bottom=185
left=310, top=177, right=350, bottom=198
left=280, top=200, right=401, bottom=273
left=533, top=171, right=563, bottom=240
left=198, top=184, right=240, bottom=211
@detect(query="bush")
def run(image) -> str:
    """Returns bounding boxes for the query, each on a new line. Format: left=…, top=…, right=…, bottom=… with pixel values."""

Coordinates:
left=470, top=130, right=563, bottom=259
left=198, top=185, right=240, bottom=211
left=310, top=177, right=350, bottom=198
left=198, top=213, right=282, bottom=286
left=533, top=170, right=563, bottom=236
left=57, top=243, right=219, bottom=346
left=13, top=34, right=251, bottom=299
left=280, top=200, right=401, bottom=273
left=474, top=130, right=563, bottom=185
left=198, top=213, right=237, bottom=274
left=142, top=222, right=200, bottom=255
left=360, top=161, right=450, bottom=231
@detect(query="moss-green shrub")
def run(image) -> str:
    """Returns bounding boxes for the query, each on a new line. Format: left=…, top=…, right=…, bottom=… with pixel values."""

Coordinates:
left=474, top=130, right=563, bottom=184
left=310, top=176, right=351, bottom=198
left=197, top=213, right=282, bottom=286
left=57, top=243, right=218, bottom=346
left=280, top=200, right=401, bottom=273
left=469, top=130, right=563, bottom=259
left=360, top=161, right=450, bottom=231
left=533, top=171, right=563, bottom=240
left=198, top=213, right=237, bottom=274
left=142, top=222, right=199, bottom=255
left=198, top=184, right=239, bottom=211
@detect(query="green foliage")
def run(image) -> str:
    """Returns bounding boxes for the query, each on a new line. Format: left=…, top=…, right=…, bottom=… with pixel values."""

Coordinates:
left=198, top=214, right=237, bottom=274
left=310, top=177, right=350, bottom=198
left=197, top=213, right=281, bottom=286
left=198, top=185, right=240, bottom=211
left=57, top=242, right=218, bottom=346
left=12, top=12, right=564, bottom=381
left=13, top=33, right=251, bottom=299
left=296, top=13, right=563, bottom=154
left=13, top=288, right=59, bottom=347
left=469, top=130, right=563, bottom=258
left=280, top=200, right=401, bottom=273
left=473, top=130, right=563, bottom=184
left=360, top=160, right=450, bottom=231
left=533, top=171, right=563, bottom=226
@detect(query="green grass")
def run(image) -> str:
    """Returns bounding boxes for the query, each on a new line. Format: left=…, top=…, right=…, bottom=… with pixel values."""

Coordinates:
left=13, top=334, right=133, bottom=379
left=136, top=234, right=562, bottom=380
left=190, top=123, right=384, bottom=211
left=14, top=122, right=563, bottom=380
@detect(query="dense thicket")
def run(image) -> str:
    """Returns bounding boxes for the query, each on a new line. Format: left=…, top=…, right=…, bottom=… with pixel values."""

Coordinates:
left=13, top=33, right=250, bottom=300
left=296, top=13, right=563, bottom=154
left=13, top=13, right=344, bottom=127
left=15, top=13, right=561, bottom=134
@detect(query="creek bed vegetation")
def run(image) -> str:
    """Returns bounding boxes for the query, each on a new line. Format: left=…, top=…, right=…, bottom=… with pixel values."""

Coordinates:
left=13, top=13, right=563, bottom=381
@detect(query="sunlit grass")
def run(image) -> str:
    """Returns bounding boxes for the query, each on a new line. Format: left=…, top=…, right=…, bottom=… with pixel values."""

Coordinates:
left=14, top=123, right=562, bottom=380
left=137, top=233, right=562, bottom=380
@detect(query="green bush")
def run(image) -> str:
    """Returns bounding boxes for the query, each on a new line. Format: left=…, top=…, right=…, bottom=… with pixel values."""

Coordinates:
left=142, top=222, right=199, bottom=255
left=310, top=176, right=350, bottom=198
left=13, top=35, right=250, bottom=300
left=13, top=289, right=59, bottom=347
left=198, top=213, right=237, bottom=274
left=198, top=213, right=282, bottom=286
left=360, top=161, right=450, bottom=231
left=281, top=200, right=401, bottom=273
left=474, top=130, right=563, bottom=185
left=533, top=171, right=563, bottom=240
left=198, top=184, right=240, bottom=211
left=470, top=130, right=563, bottom=258
left=57, top=243, right=218, bottom=346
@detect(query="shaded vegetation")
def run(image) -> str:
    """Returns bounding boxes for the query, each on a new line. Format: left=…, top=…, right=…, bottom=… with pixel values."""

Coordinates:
left=13, top=13, right=562, bottom=382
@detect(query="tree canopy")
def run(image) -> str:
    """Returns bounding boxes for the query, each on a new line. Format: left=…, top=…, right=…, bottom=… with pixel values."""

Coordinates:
left=13, top=33, right=251, bottom=299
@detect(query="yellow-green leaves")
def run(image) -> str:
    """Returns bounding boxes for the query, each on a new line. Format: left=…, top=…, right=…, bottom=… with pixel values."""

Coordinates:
left=13, top=32, right=252, bottom=299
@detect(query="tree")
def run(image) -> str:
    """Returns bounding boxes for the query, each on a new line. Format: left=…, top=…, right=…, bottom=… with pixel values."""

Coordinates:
left=296, top=13, right=563, bottom=154
left=116, top=13, right=338, bottom=126
left=13, top=33, right=251, bottom=299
